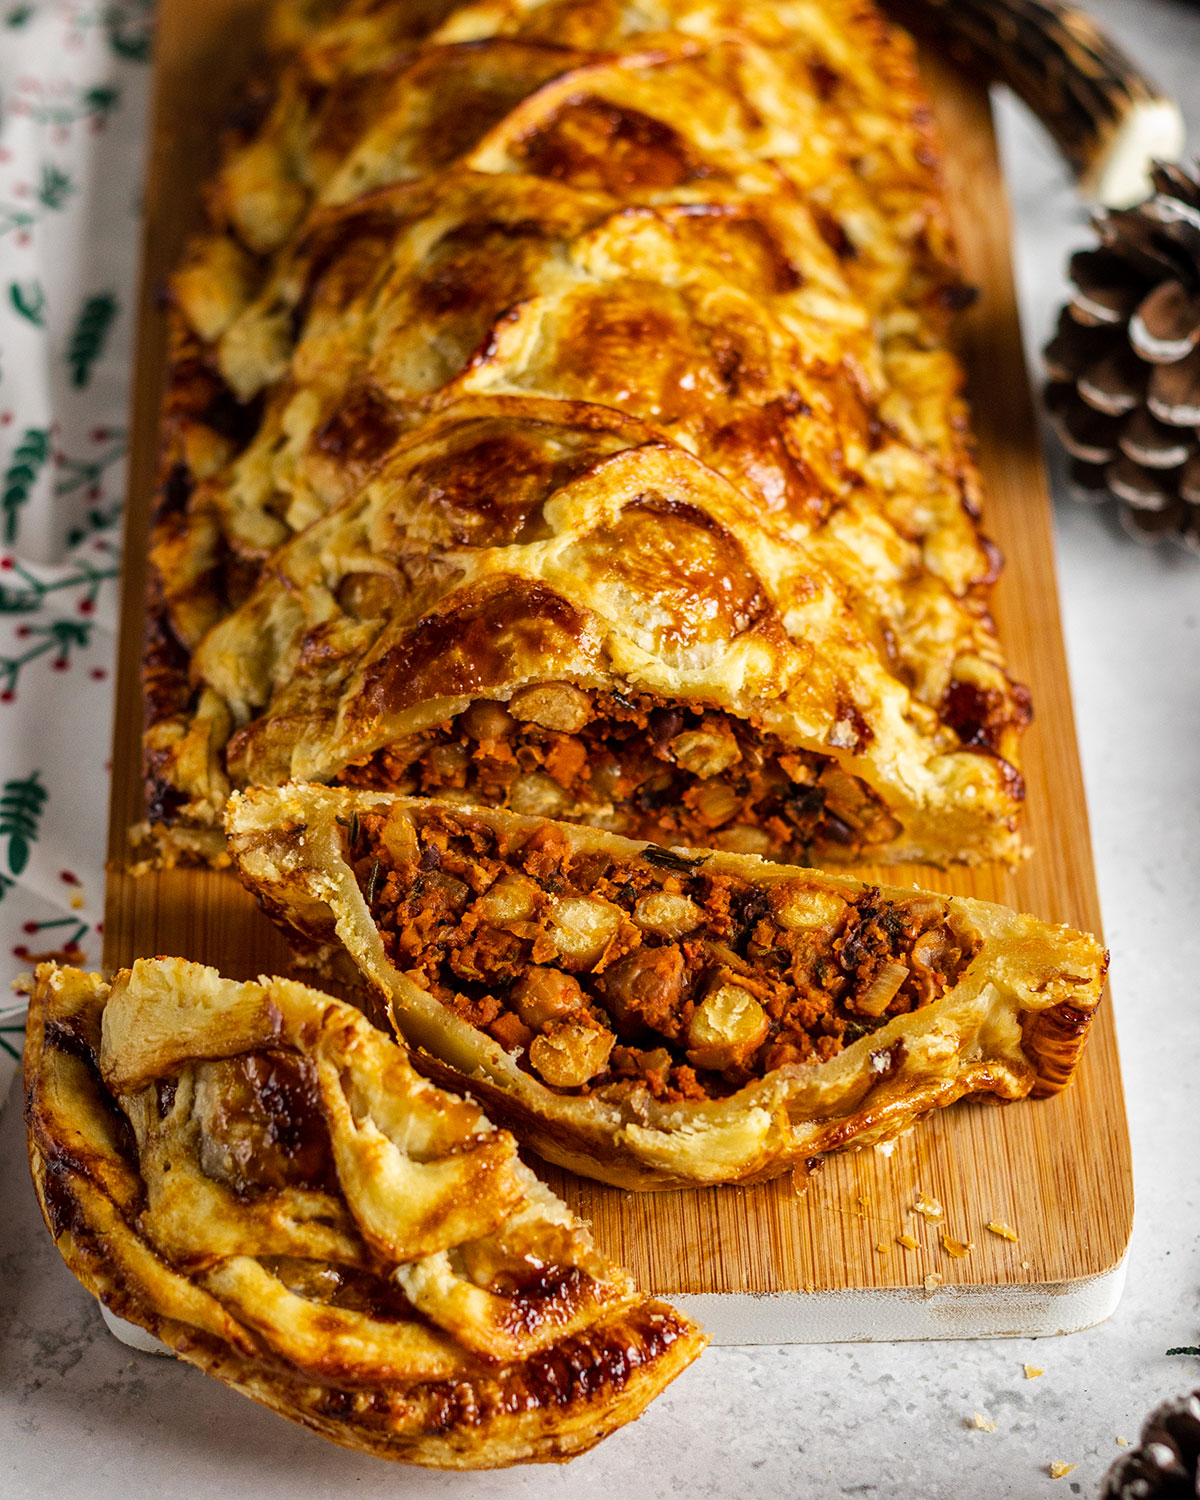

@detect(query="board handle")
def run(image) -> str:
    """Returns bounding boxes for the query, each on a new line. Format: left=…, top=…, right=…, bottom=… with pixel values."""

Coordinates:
left=889, top=0, right=1185, bottom=206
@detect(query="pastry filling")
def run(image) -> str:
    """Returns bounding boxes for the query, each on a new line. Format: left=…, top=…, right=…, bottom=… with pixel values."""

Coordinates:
left=338, top=683, right=901, bottom=861
left=187, top=1051, right=339, bottom=1195
left=346, top=803, right=980, bottom=1103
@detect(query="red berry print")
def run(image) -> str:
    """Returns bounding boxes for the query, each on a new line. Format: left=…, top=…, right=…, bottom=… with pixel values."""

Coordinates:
left=60, top=870, right=80, bottom=886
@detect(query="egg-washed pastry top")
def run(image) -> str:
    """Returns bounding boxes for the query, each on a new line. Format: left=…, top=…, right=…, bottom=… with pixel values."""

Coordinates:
left=23, top=958, right=705, bottom=1468
left=143, top=0, right=1029, bottom=869
left=225, top=788, right=1106, bottom=1190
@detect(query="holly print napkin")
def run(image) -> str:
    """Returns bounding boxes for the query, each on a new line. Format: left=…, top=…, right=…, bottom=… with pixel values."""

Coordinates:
left=0, top=0, right=152, bottom=1105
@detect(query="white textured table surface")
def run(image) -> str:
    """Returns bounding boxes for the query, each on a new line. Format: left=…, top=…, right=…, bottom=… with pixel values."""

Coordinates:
left=4, top=3, right=1200, bottom=1496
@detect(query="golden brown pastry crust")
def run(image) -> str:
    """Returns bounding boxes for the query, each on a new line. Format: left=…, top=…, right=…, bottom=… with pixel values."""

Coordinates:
left=225, top=787, right=1107, bottom=1191
left=142, top=0, right=1028, bottom=869
left=24, top=959, right=704, bottom=1467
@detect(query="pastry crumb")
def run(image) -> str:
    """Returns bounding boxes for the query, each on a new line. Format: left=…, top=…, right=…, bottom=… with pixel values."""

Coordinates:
left=875, top=1241, right=888, bottom=1255
left=895, top=1232, right=919, bottom=1250
left=972, top=1412, right=997, bottom=1432
left=874, top=1139, right=897, bottom=1158
left=986, top=1219, right=1019, bottom=1241
left=912, top=1190, right=943, bottom=1222
left=940, top=1232, right=973, bottom=1258
left=1116, top=1436, right=1130, bottom=1447
left=923, top=1272, right=943, bottom=1291
left=1023, top=1364, right=1043, bottom=1379
left=1049, top=1462, right=1077, bottom=1479
left=855, top=1194, right=870, bottom=1218
left=1020, top=1260, right=1031, bottom=1271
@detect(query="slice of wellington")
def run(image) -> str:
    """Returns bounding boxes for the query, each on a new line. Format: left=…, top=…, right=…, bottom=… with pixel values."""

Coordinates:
left=225, top=787, right=1106, bottom=1192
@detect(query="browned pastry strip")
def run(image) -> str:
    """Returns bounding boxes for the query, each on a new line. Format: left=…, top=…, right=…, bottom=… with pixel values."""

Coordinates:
left=24, top=959, right=705, bottom=1467
left=226, top=787, right=1107, bottom=1191
left=140, top=0, right=1028, bottom=870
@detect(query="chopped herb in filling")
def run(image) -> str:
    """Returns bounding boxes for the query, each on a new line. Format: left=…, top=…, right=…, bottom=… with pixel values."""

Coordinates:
left=346, top=804, right=980, bottom=1104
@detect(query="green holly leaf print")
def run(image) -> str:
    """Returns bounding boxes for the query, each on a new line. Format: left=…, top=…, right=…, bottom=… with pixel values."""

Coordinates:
left=2, top=428, right=51, bottom=543
left=37, top=165, right=75, bottom=212
left=47, top=620, right=91, bottom=650
left=81, top=86, right=120, bottom=118
left=0, top=771, right=48, bottom=878
left=105, top=3, right=153, bottom=62
left=67, top=293, right=118, bottom=388
left=8, top=279, right=45, bottom=327
left=3, top=5, right=34, bottom=27
left=0, top=1014, right=25, bottom=1059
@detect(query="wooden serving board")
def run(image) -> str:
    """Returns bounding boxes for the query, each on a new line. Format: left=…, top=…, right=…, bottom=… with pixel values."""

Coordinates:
left=103, top=0, right=1133, bottom=1343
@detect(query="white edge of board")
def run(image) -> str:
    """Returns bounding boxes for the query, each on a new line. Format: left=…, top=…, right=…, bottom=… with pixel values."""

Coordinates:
left=670, top=1257, right=1129, bottom=1345
left=99, top=1257, right=1127, bottom=1356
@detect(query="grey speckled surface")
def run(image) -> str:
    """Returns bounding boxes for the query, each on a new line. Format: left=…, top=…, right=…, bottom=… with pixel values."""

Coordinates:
left=4, top=3, right=1200, bottom=1495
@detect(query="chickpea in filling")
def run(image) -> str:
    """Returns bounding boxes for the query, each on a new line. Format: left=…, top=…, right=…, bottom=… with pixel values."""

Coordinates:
left=346, top=807, right=980, bottom=1104
left=336, top=683, right=902, bottom=861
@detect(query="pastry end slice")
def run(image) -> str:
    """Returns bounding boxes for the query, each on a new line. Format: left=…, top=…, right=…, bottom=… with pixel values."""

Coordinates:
left=24, top=958, right=705, bottom=1468
left=225, top=787, right=1108, bottom=1192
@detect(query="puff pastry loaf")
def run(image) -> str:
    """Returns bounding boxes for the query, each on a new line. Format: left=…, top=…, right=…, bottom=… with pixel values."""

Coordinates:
left=226, top=787, right=1106, bottom=1190
left=24, top=958, right=704, bottom=1466
left=144, top=0, right=1029, bottom=869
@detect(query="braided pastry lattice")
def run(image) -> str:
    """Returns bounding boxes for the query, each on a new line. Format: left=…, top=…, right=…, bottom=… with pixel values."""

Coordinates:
left=24, top=958, right=704, bottom=1468
left=143, top=0, right=1029, bottom=871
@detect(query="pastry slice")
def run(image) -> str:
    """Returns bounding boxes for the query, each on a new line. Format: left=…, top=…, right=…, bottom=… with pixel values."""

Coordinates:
left=226, top=787, right=1107, bottom=1191
left=24, top=958, right=704, bottom=1468
left=148, top=379, right=1024, bottom=871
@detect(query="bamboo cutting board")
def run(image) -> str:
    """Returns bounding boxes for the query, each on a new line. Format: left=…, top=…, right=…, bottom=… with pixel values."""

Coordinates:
left=103, top=0, right=1133, bottom=1343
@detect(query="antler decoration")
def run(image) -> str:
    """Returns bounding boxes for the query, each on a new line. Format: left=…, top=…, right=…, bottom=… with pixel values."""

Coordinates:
left=890, top=0, right=1184, bottom=206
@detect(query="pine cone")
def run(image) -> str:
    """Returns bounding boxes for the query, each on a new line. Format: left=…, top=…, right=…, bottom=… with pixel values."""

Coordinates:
left=1102, top=1389, right=1200, bottom=1499
left=1044, top=161, right=1200, bottom=550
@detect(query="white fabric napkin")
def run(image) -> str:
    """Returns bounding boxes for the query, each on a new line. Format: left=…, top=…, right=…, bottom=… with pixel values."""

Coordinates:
left=0, top=0, right=152, bottom=1105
